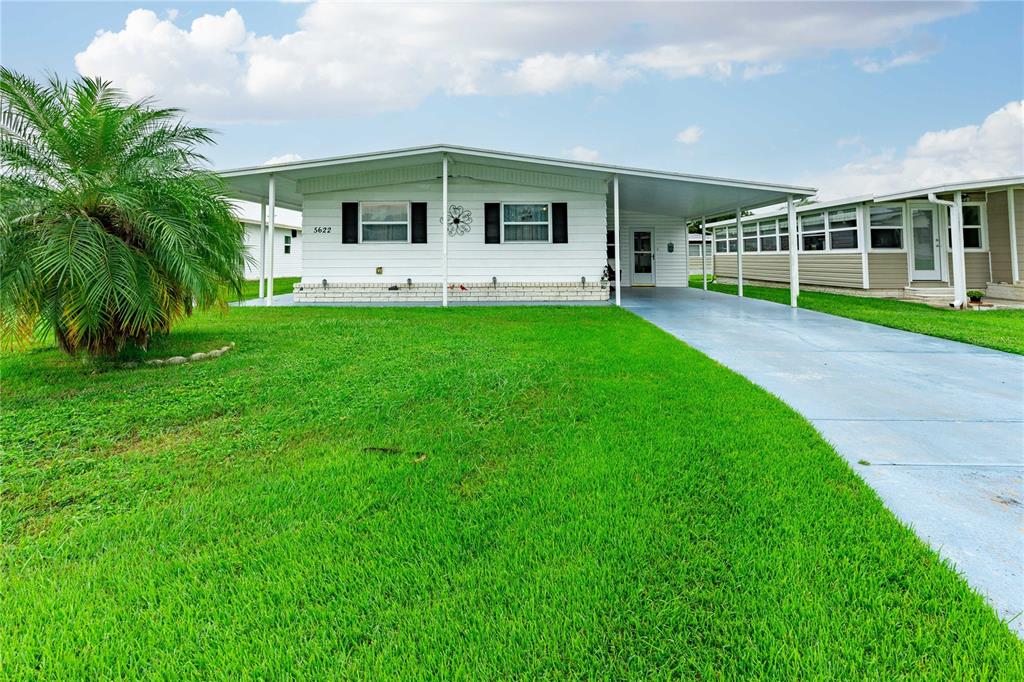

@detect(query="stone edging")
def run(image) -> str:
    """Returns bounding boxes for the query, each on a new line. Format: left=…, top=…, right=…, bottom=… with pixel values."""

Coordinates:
left=121, top=343, right=235, bottom=369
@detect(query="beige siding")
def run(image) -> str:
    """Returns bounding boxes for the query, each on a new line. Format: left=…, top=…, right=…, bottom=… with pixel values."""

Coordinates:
left=1016, top=189, right=1024, bottom=283
left=987, top=190, right=1013, bottom=283
left=715, top=253, right=864, bottom=288
left=867, top=252, right=909, bottom=289
left=611, top=209, right=689, bottom=287
left=947, top=252, right=991, bottom=289
left=688, top=254, right=714, bottom=277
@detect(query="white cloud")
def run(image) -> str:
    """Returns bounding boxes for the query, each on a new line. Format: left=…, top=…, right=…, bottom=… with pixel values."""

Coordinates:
left=812, top=101, right=1024, bottom=199
left=675, top=126, right=704, bottom=145
left=263, top=153, right=303, bottom=165
left=562, top=146, right=600, bottom=162
left=855, top=50, right=930, bottom=74
left=74, top=2, right=971, bottom=121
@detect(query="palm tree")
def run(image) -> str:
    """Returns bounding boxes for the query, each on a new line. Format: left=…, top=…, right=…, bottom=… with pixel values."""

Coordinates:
left=0, top=68, right=246, bottom=356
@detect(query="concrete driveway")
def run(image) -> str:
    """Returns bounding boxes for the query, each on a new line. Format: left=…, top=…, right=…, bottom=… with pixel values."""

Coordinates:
left=623, top=287, right=1024, bottom=635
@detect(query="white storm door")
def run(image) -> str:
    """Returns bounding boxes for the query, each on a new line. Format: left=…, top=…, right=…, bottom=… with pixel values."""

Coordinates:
left=910, top=206, right=941, bottom=280
left=631, top=230, right=655, bottom=285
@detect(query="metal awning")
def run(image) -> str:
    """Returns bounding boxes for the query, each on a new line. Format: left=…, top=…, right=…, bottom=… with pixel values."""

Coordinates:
left=219, top=143, right=815, bottom=218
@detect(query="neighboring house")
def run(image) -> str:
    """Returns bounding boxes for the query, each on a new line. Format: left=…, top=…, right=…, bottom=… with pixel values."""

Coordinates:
left=688, top=232, right=714, bottom=279
left=220, top=144, right=812, bottom=304
left=240, top=218, right=302, bottom=279
left=705, top=177, right=1023, bottom=303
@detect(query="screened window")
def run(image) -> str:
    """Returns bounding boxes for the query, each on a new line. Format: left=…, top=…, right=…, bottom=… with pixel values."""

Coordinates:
left=800, top=213, right=826, bottom=251
left=726, top=225, right=738, bottom=253
left=758, top=220, right=778, bottom=252
left=827, top=208, right=859, bottom=250
left=361, top=202, right=409, bottom=242
left=949, top=204, right=984, bottom=249
left=503, top=203, right=549, bottom=242
left=688, top=243, right=704, bottom=257
left=869, top=205, right=904, bottom=249
left=283, top=234, right=292, bottom=254
left=779, top=219, right=789, bottom=251
left=742, top=222, right=758, bottom=252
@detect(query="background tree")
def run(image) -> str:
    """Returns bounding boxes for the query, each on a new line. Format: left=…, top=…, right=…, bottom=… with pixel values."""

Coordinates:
left=0, top=68, right=246, bottom=356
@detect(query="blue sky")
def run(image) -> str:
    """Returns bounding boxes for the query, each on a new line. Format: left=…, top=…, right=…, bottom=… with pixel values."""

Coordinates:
left=3, top=1, right=1022, bottom=200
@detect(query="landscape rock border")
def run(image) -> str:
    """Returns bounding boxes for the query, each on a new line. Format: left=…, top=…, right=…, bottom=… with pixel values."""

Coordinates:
left=122, top=343, right=235, bottom=369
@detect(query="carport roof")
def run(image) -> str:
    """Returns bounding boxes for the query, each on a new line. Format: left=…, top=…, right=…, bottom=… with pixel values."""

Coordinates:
left=219, top=143, right=815, bottom=219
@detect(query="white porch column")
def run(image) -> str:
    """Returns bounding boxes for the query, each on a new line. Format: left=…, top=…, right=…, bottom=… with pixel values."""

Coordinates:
left=931, top=190, right=967, bottom=308
left=787, top=195, right=799, bottom=308
left=735, top=208, right=744, bottom=297
left=1009, top=188, right=1019, bottom=283
left=701, top=215, right=708, bottom=291
left=441, top=154, right=449, bottom=307
left=265, top=174, right=276, bottom=306
left=613, top=175, right=622, bottom=306
left=258, top=202, right=267, bottom=299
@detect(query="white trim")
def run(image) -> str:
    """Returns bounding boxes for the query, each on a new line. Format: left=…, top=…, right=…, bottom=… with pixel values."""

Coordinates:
left=358, top=201, right=412, bottom=244
left=908, top=202, right=942, bottom=281
left=265, top=174, right=275, bottom=307
left=736, top=208, right=744, bottom=297
left=701, top=215, right=708, bottom=291
left=1008, top=188, right=1020, bottom=283
left=943, top=201, right=988, bottom=253
left=442, top=155, right=448, bottom=307
left=878, top=176, right=1024, bottom=202
left=258, top=203, right=266, bottom=299
left=866, top=202, right=908, bottom=253
left=613, top=175, right=621, bottom=306
left=858, top=204, right=869, bottom=289
left=499, top=202, right=552, bottom=243
left=787, top=196, right=798, bottom=307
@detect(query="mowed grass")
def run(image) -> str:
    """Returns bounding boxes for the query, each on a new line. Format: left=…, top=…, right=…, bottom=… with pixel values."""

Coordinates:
left=2, top=306, right=1021, bottom=678
left=233, top=276, right=301, bottom=302
left=690, top=276, right=1024, bottom=355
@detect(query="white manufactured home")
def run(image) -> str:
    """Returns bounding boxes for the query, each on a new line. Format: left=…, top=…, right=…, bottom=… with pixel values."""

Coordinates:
left=220, top=144, right=813, bottom=304
left=705, top=176, right=1024, bottom=305
left=240, top=218, right=302, bottom=280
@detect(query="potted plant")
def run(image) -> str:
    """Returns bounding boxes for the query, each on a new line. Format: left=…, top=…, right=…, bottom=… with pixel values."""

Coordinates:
left=967, top=290, right=985, bottom=304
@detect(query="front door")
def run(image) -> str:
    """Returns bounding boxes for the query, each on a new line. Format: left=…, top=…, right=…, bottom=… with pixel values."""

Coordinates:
left=910, top=206, right=941, bottom=280
left=632, top=230, right=655, bottom=286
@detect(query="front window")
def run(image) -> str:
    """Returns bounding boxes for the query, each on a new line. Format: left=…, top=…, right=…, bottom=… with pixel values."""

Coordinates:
left=283, top=234, right=292, bottom=254
left=949, top=204, right=984, bottom=249
left=869, top=205, right=904, bottom=249
left=742, top=222, right=758, bottom=252
left=503, top=203, right=549, bottom=242
left=827, top=207, right=859, bottom=250
left=800, top=213, right=825, bottom=251
left=361, top=202, right=409, bottom=242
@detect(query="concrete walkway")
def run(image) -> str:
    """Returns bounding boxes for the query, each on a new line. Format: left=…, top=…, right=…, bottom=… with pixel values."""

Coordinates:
left=623, top=287, right=1024, bottom=635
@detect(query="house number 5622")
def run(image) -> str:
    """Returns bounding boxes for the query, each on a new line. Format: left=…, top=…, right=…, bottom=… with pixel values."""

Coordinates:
left=313, top=226, right=332, bottom=234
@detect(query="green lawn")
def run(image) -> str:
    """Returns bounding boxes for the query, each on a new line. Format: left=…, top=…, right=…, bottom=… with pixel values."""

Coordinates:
left=3, top=307, right=1021, bottom=678
left=234, top=276, right=301, bottom=302
left=690, top=276, right=1024, bottom=355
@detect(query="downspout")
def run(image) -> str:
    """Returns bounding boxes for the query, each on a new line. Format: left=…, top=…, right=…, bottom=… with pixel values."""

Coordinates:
left=929, top=191, right=966, bottom=308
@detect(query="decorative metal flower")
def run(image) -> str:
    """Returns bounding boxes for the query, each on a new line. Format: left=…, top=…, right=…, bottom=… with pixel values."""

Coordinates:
left=443, top=204, right=473, bottom=236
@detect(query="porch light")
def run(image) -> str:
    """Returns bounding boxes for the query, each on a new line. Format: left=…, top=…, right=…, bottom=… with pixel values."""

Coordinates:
left=492, top=276, right=497, bottom=287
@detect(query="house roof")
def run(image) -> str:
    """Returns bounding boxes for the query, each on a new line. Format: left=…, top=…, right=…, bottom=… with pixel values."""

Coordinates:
left=219, top=143, right=815, bottom=220
left=239, top=217, right=300, bottom=231
left=704, top=176, right=1024, bottom=228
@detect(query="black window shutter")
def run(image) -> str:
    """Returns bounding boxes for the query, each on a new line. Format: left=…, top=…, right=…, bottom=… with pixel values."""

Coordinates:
left=411, top=202, right=427, bottom=243
left=291, top=229, right=298, bottom=238
left=342, top=202, right=358, bottom=243
left=552, top=202, right=568, bottom=243
left=485, top=203, right=500, bottom=244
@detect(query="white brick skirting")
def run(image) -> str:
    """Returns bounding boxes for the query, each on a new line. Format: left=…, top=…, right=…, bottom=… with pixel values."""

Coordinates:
left=293, top=281, right=609, bottom=303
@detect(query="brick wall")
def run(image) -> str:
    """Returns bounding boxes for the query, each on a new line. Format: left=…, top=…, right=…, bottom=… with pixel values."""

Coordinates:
left=293, top=281, right=609, bottom=303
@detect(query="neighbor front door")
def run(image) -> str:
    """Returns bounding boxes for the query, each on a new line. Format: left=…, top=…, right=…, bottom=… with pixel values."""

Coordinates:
left=632, top=230, right=655, bottom=285
left=910, top=206, right=941, bottom=281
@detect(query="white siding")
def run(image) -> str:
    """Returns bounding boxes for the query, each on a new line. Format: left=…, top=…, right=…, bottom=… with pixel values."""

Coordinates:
left=301, top=179, right=607, bottom=284
left=243, top=224, right=302, bottom=279
left=612, top=210, right=689, bottom=287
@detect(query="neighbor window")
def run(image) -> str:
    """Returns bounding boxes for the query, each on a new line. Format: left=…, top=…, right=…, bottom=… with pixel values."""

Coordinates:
left=800, top=212, right=826, bottom=251
left=827, top=207, right=859, bottom=250
left=726, top=225, right=738, bottom=253
left=778, top=219, right=789, bottom=251
left=688, top=243, right=703, bottom=257
left=742, top=222, right=758, bottom=252
left=949, top=204, right=984, bottom=250
left=758, top=220, right=778, bottom=252
left=503, top=203, right=549, bottom=242
left=869, top=205, right=904, bottom=249
left=283, top=234, right=292, bottom=254
left=361, top=202, right=409, bottom=242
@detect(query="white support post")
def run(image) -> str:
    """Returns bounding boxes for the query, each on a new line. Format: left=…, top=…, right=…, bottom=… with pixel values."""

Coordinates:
left=258, top=202, right=266, bottom=299
left=1008, top=188, right=1019, bottom=284
left=613, top=175, right=621, bottom=306
left=441, top=154, right=449, bottom=307
left=265, top=174, right=276, bottom=306
left=701, top=215, right=708, bottom=291
left=735, top=208, right=744, bottom=298
left=787, top=195, right=798, bottom=308
left=931, top=190, right=967, bottom=308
